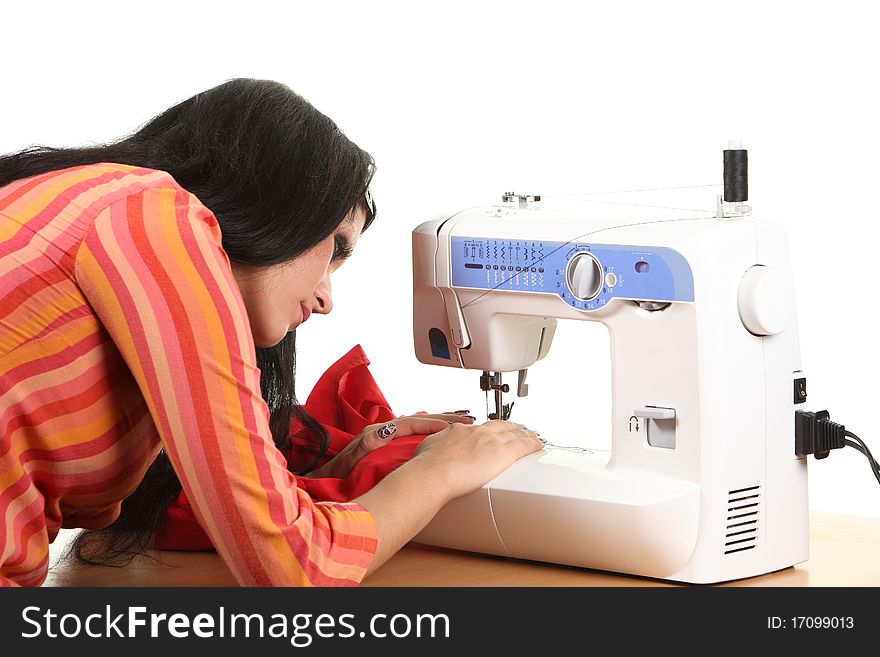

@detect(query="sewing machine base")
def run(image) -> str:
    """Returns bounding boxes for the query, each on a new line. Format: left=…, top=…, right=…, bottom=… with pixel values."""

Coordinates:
left=414, top=449, right=809, bottom=584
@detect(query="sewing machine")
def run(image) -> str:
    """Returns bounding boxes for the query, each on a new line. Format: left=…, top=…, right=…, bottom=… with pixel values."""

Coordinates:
left=410, top=147, right=809, bottom=583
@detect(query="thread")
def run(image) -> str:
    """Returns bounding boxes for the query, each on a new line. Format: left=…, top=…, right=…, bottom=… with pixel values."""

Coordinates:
left=723, top=149, right=748, bottom=202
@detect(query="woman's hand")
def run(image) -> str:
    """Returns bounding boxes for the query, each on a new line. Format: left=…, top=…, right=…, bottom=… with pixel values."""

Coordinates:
left=304, top=412, right=476, bottom=479
left=354, top=418, right=543, bottom=575
left=412, top=419, right=544, bottom=498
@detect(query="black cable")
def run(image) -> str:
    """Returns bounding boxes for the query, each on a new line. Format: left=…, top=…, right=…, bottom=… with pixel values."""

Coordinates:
left=844, top=431, right=880, bottom=486
left=843, top=433, right=878, bottom=479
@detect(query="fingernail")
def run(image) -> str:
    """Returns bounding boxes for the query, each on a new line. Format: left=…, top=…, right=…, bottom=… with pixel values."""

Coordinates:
left=454, top=409, right=470, bottom=414
left=464, top=415, right=476, bottom=421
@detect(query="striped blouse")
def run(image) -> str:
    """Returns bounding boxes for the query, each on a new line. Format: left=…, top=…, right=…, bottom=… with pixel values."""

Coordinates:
left=0, top=163, right=377, bottom=587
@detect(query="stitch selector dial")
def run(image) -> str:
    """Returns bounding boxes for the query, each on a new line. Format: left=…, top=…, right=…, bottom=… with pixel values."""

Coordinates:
left=566, top=253, right=603, bottom=301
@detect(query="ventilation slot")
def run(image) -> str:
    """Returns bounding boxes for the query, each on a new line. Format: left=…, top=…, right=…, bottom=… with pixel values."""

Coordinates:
left=724, top=485, right=760, bottom=555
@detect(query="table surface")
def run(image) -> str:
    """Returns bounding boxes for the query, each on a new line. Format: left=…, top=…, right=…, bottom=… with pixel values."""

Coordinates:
left=44, top=511, right=880, bottom=587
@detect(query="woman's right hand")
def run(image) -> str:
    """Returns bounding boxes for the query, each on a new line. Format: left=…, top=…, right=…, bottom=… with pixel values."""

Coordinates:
left=412, top=419, right=544, bottom=500
left=354, top=419, right=543, bottom=576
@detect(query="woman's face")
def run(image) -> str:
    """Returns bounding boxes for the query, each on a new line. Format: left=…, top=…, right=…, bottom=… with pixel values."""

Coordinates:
left=232, top=207, right=367, bottom=348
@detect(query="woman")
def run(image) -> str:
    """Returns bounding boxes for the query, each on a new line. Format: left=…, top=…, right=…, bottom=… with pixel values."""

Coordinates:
left=0, top=78, right=542, bottom=587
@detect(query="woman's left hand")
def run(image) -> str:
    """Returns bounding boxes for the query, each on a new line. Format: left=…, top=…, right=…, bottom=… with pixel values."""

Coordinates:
left=303, top=411, right=476, bottom=479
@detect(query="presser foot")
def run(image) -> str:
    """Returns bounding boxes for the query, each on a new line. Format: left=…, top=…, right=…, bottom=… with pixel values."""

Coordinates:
left=481, top=371, right=514, bottom=420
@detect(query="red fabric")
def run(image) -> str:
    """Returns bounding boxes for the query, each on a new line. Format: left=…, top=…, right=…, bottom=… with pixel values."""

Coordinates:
left=156, top=345, right=424, bottom=551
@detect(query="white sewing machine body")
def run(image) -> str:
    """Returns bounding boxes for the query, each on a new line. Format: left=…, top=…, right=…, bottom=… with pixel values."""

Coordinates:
left=412, top=198, right=809, bottom=584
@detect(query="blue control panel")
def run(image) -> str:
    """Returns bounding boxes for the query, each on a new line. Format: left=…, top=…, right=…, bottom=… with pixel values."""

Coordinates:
left=450, top=237, right=694, bottom=311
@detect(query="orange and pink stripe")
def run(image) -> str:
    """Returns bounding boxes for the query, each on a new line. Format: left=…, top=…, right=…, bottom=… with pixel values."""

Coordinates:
left=0, top=163, right=377, bottom=586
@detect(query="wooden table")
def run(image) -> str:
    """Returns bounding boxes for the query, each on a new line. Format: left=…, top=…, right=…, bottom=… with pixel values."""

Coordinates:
left=44, top=511, right=880, bottom=587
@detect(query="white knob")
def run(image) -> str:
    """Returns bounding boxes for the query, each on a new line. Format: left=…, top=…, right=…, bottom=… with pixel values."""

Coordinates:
left=567, top=253, right=603, bottom=301
left=737, top=265, right=795, bottom=336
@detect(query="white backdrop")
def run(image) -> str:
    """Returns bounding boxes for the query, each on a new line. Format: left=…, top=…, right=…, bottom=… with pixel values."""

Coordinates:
left=4, top=0, right=878, bottom=530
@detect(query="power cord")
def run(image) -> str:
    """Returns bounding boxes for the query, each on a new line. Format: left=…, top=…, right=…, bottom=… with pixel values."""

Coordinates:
left=795, top=410, right=880, bottom=486
left=844, top=431, right=880, bottom=486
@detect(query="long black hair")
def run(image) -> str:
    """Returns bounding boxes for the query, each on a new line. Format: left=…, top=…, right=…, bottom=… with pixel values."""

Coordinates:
left=0, top=78, right=376, bottom=565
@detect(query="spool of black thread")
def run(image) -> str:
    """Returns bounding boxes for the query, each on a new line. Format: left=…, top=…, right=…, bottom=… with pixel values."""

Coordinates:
left=723, top=148, right=748, bottom=202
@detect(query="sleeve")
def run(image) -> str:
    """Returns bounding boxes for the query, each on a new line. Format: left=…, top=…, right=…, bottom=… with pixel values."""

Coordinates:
left=73, top=185, right=377, bottom=586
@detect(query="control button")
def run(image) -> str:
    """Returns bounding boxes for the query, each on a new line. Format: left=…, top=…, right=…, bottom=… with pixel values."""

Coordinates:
left=794, top=377, right=807, bottom=404
left=566, top=253, right=603, bottom=301
left=605, top=272, right=618, bottom=287
left=737, top=265, right=794, bottom=336
left=635, top=406, right=676, bottom=449
left=634, top=406, right=676, bottom=420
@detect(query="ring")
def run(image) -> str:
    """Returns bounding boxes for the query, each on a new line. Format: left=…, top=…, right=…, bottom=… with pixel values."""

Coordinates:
left=377, top=421, right=398, bottom=439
